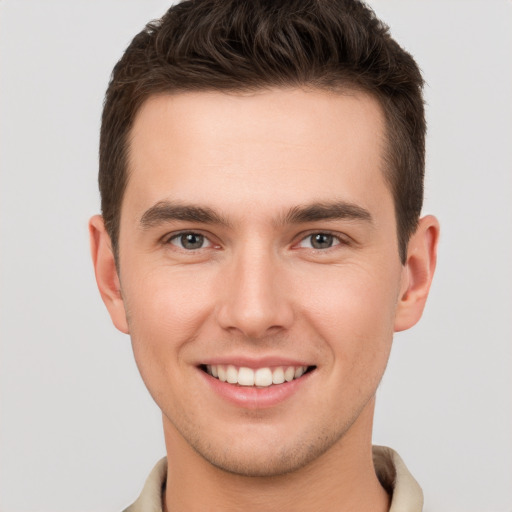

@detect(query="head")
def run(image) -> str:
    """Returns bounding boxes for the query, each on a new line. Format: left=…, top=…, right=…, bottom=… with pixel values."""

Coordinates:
left=91, top=0, right=438, bottom=479
left=99, top=0, right=426, bottom=266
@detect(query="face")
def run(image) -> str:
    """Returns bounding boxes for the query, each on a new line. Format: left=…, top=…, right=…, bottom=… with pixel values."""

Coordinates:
left=108, top=88, right=410, bottom=476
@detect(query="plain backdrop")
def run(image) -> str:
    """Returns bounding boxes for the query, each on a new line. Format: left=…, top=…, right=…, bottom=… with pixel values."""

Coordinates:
left=1, top=1, right=511, bottom=511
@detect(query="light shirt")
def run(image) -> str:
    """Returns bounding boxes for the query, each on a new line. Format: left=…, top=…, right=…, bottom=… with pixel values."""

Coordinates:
left=124, top=445, right=423, bottom=512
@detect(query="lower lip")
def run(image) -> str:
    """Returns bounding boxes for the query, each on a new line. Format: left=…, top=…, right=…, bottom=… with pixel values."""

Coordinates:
left=199, top=368, right=314, bottom=409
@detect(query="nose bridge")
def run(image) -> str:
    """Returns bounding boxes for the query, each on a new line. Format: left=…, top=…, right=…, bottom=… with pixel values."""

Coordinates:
left=216, top=239, right=293, bottom=338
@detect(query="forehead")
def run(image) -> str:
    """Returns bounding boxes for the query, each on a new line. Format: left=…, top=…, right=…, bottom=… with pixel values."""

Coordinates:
left=124, top=88, right=390, bottom=223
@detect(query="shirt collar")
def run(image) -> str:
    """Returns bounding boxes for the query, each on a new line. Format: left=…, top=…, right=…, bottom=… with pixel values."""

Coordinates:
left=124, top=446, right=423, bottom=512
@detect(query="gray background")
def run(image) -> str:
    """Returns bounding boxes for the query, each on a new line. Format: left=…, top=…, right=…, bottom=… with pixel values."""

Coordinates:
left=1, top=1, right=511, bottom=511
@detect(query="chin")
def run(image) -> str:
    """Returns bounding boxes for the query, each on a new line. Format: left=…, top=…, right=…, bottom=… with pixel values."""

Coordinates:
left=184, top=421, right=345, bottom=478
left=203, top=446, right=318, bottom=477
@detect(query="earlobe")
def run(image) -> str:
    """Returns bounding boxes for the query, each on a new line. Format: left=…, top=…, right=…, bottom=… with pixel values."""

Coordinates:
left=89, top=215, right=129, bottom=334
left=394, top=215, right=440, bottom=332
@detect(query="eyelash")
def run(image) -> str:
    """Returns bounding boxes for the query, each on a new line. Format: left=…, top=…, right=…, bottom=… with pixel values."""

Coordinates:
left=295, top=231, right=348, bottom=250
left=163, top=230, right=349, bottom=252
left=164, top=231, right=216, bottom=251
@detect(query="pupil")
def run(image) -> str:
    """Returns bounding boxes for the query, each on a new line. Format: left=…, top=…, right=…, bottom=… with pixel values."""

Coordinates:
left=312, top=233, right=333, bottom=249
left=182, top=233, right=203, bottom=249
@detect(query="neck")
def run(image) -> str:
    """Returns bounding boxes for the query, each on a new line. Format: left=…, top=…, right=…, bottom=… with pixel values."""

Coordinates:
left=163, top=398, right=389, bottom=512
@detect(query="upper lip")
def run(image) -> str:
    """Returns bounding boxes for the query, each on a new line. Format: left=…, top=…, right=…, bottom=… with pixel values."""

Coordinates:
left=197, top=356, right=314, bottom=369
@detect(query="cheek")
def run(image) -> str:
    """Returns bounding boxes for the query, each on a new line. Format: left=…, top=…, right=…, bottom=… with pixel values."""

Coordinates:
left=296, top=263, right=400, bottom=361
left=124, top=263, right=214, bottom=329
left=121, top=266, right=216, bottom=376
left=120, top=268, right=217, bottom=412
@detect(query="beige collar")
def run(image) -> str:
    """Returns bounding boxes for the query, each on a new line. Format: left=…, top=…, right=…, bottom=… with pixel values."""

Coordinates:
left=124, top=445, right=423, bottom=512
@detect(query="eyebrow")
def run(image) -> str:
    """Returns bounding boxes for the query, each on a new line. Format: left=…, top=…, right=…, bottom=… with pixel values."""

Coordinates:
left=139, top=199, right=372, bottom=230
left=279, top=201, right=373, bottom=225
left=139, top=201, right=231, bottom=229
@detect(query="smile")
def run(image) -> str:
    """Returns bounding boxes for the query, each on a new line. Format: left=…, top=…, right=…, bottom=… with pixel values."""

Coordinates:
left=202, top=364, right=314, bottom=387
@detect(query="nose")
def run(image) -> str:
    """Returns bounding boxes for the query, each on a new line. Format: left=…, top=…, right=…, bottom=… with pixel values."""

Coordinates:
left=215, top=246, right=294, bottom=339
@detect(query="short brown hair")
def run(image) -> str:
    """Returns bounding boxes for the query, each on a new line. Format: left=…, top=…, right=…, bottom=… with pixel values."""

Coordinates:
left=99, top=0, right=425, bottom=264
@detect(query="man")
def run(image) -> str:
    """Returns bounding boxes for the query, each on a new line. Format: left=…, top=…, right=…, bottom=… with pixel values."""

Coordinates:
left=89, top=0, right=439, bottom=510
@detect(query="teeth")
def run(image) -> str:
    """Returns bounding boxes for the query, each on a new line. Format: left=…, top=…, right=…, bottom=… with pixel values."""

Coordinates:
left=226, top=365, right=238, bottom=384
left=238, top=367, right=254, bottom=386
left=272, top=367, right=285, bottom=384
left=217, top=365, right=227, bottom=382
left=205, top=364, right=310, bottom=387
left=254, top=368, right=273, bottom=387
left=284, top=366, right=295, bottom=382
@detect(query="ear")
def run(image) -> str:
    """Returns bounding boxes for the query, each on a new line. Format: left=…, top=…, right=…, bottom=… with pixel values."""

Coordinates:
left=394, top=215, right=440, bottom=332
left=89, top=215, right=129, bottom=334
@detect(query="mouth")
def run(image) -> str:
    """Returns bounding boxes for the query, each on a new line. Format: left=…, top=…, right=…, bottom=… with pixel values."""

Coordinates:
left=200, top=364, right=316, bottom=387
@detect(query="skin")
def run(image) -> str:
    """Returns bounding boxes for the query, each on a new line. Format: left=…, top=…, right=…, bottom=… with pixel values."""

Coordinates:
left=90, top=88, right=439, bottom=511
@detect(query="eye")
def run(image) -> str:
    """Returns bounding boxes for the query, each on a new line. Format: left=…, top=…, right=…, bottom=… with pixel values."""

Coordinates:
left=297, top=233, right=341, bottom=250
left=168, top=232, right=213, bottom=250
